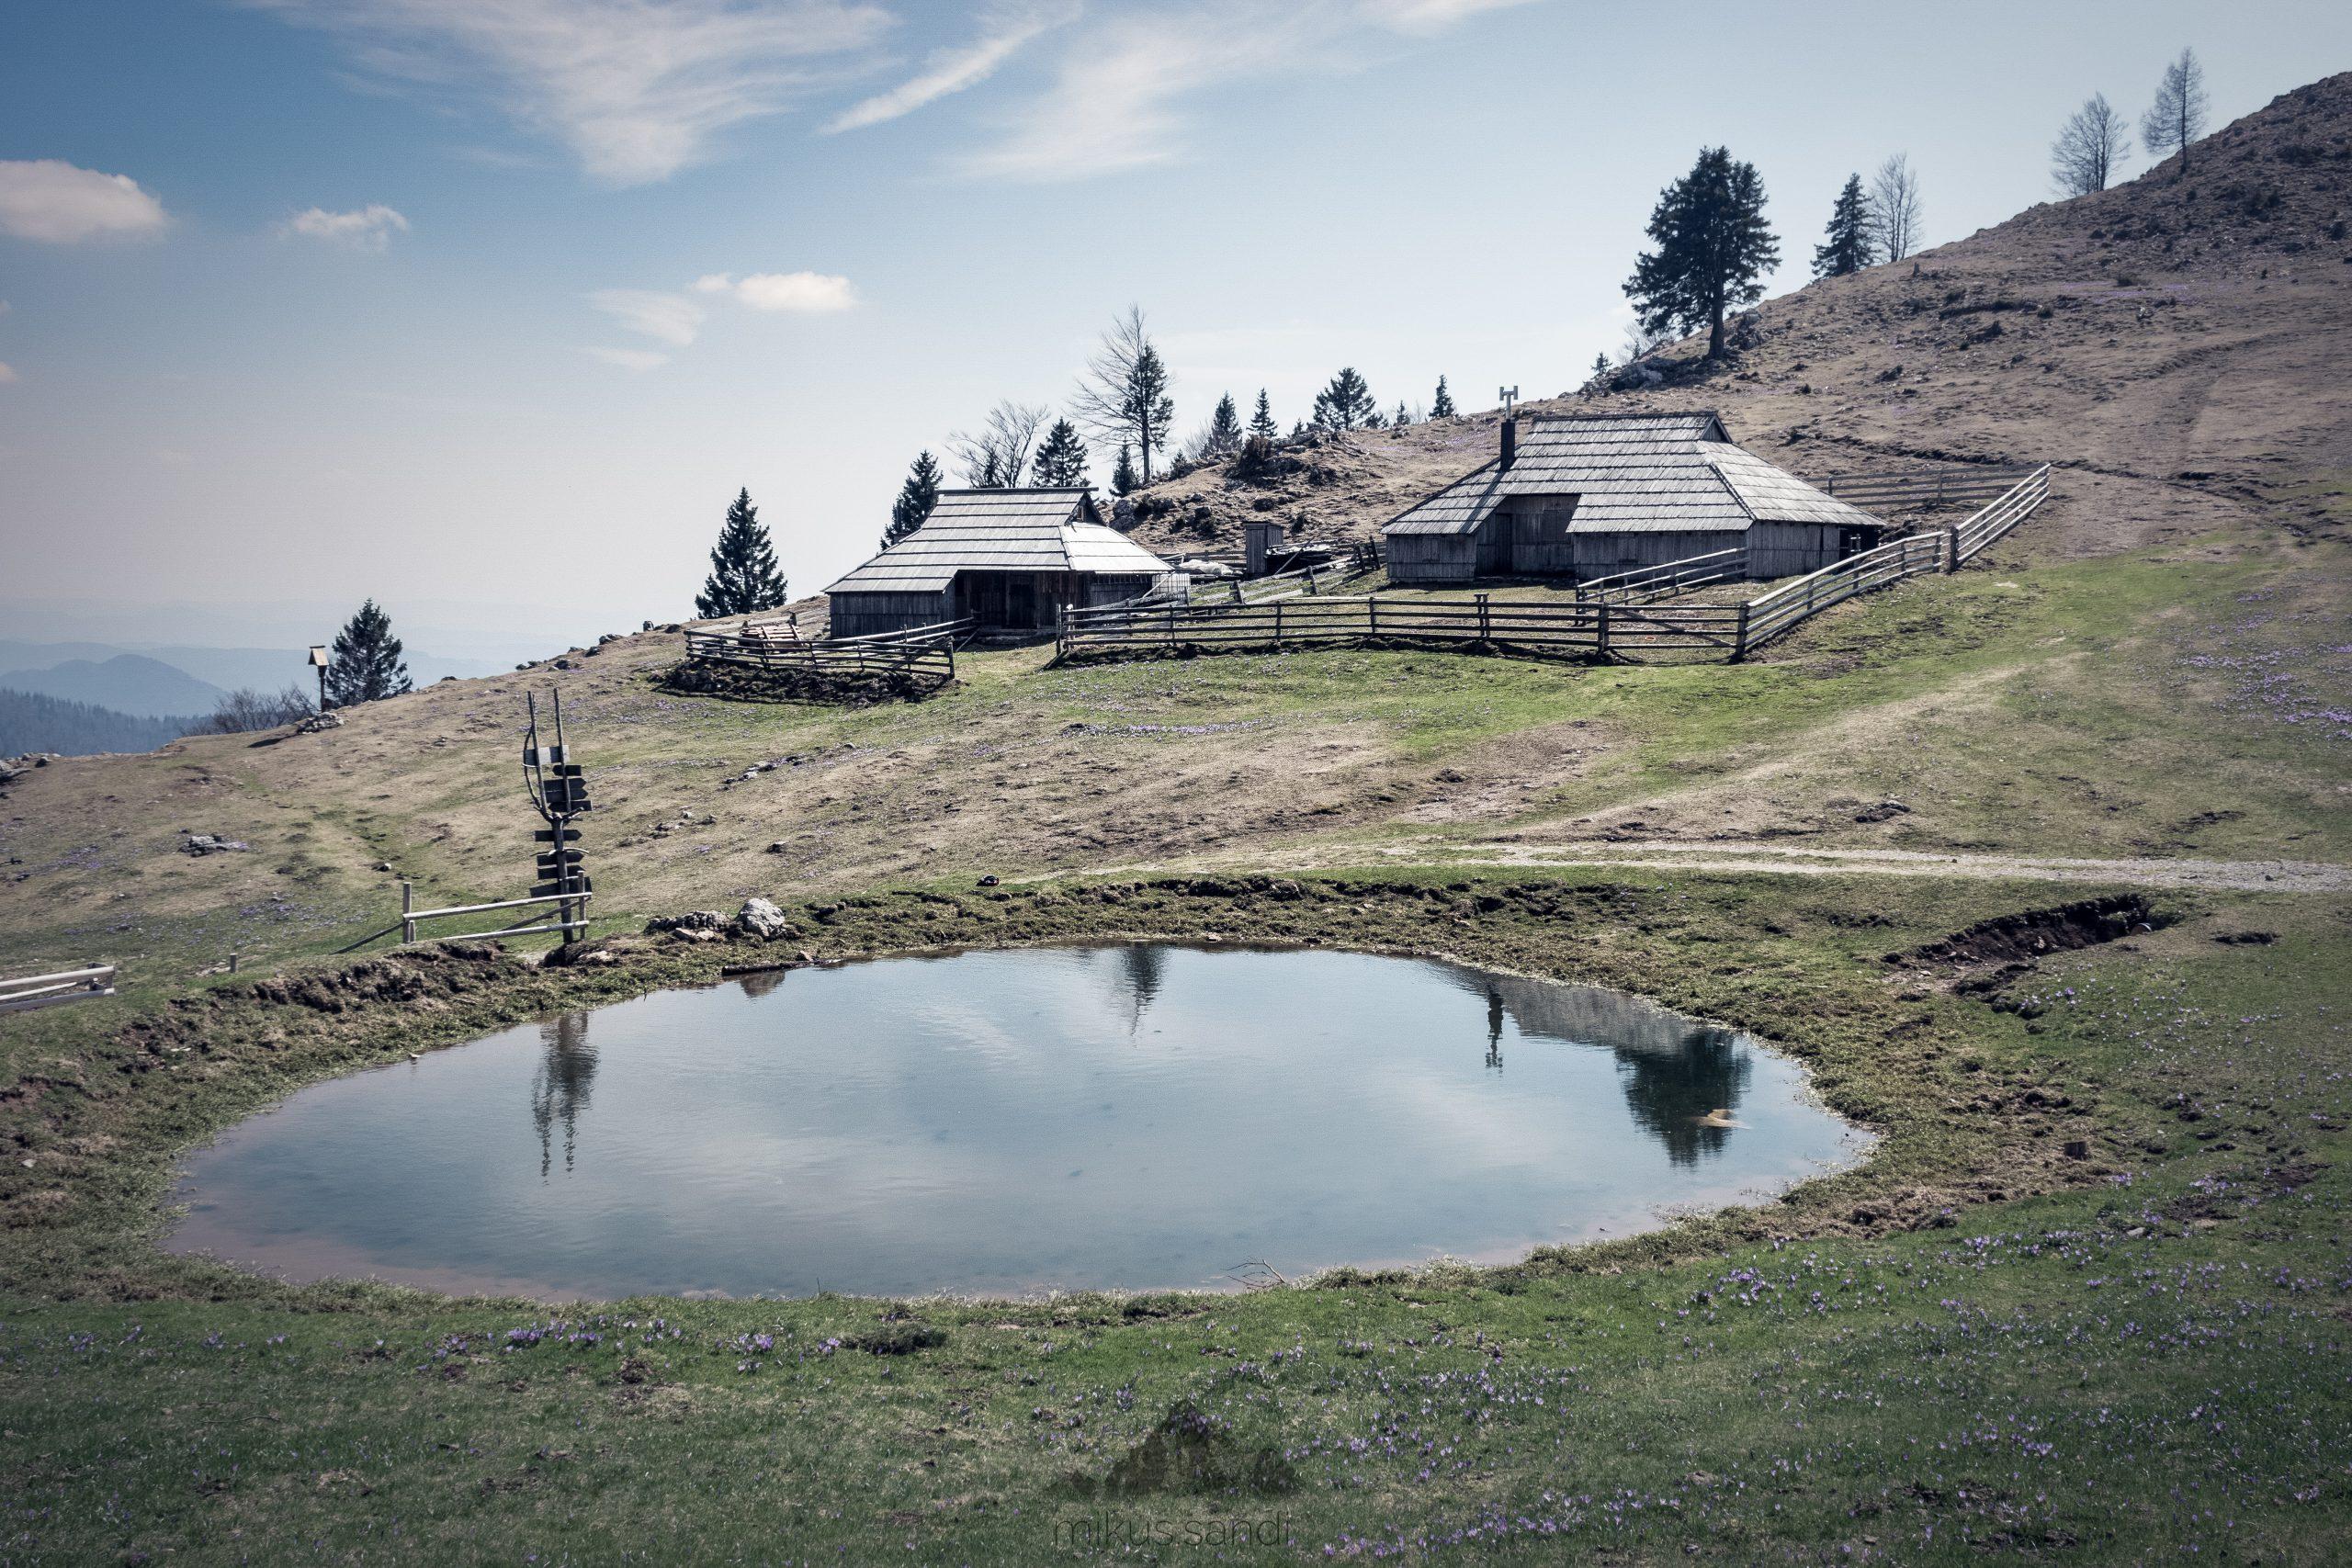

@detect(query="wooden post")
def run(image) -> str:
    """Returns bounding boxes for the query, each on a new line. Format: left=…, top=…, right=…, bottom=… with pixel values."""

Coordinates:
left=1274, top=599, right=1284, bottom=644
left=1476, top=593, right=1490, bottom=643
left=401, top=880, right=414, bottom=945
left=1734, top=603, right=1750, bottom=662
left=1946, top=524, right=1962, bottom=571
left=1595, top=603, right=1610, bottom=660
left=1368, top=596, right=1379, bottom=640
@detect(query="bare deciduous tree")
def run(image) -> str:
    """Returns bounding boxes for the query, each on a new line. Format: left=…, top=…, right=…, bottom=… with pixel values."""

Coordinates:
left=196, top=685, right=317, bottom=735
left=2052, top=93, right=2132, bottom=197
left=948, top=400, right=1050, bottom=488
left=1620, top=318, right=1674, bottom=364
left=1868, top=153, right=1923, bottom=263
left=2141, top=49, right=2209, bottom=175
left=1069, top=305, right=1175, bottom=485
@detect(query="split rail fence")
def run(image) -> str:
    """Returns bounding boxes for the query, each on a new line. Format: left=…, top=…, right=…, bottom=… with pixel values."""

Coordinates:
left=684, top=616, right=972, bottom=684
left=0, top=964, right=118, bottom=1016
left=1059, top=466, right=2049, bottom=668
left=400, top=881, right=590, bottom=945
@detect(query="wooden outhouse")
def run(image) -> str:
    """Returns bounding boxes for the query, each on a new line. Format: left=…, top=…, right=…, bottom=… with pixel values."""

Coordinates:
left=1383, top=412, right=1885, bottom=584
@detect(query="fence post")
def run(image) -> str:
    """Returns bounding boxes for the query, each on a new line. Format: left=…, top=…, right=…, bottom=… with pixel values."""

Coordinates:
left=1596, top=603, right=1610, bottom=660
left=1306, top=563, right=1319, bottom=595
left=1274, top=600, right=1284, bottom=644
left=1946, top=524, right=1962, bottom=571
left=1368, top=596, right=1379, bottom=640
left=401, top=880, right=413, bottom=945
left=1734, top=603, right=1750, bottom=662
left=1476, top=593, right=1490, bottom=643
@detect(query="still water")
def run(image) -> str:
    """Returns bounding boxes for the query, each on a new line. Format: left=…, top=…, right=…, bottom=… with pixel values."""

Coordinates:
left=168, top=945, right=1865, bottom=1299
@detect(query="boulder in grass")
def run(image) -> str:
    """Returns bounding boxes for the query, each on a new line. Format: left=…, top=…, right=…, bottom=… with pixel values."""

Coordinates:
left=733, top=897, right=795, bottom=941
left=645, top=909, right=727, bottom=936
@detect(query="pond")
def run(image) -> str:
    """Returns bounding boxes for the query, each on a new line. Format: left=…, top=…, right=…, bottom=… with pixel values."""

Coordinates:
left=167, top=944, right=1866, bottom=1299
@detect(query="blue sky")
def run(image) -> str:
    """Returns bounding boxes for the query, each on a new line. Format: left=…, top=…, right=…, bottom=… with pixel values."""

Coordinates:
left=3, top=0, right=2345, bottom=660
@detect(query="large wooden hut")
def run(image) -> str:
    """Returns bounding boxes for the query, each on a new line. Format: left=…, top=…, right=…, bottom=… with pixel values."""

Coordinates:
left=1383, top=412, right=1885, bottom=584
left=824, top=488, right=1171, bottom=637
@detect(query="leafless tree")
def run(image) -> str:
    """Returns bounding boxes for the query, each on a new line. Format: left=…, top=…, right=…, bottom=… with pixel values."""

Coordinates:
left=2141, top=49, right=2209, bottom=175
left=195, top=685, right=316, bottom=735
left=1620, top=318, right=1674, bottom=364
left=1069, top=305, right=1175, bottom=485
left=948, top=400, right=1050, bottom=488
left=1868, top=153, right=1923, bottom=263
left=2052, top=93, right=2132, bottom=197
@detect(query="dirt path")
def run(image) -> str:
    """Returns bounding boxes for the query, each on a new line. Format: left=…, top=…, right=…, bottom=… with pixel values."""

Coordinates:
left=1069, top=837, right=2352, bottom=894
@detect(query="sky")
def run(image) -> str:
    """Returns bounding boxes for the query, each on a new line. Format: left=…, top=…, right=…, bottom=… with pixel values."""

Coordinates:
left=3, top=0, right=2346, bottom=662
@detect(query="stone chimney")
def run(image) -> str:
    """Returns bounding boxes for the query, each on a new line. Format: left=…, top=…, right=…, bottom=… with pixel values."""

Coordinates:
left=1499, top=416, right=1518, bottom=473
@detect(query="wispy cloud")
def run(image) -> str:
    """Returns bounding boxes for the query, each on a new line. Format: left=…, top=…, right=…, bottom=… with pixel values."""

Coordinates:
left=279, top=203, right=411, bottom=249
left=583, top=345, right=669, bottom=371
left=963, top=0, right=1543, bottom=181
left=821, top=1, right=1075, bottom=134
left=0, top=159, right=170, bottom=243
left=589, top=288, right=707, bottom=346
left=251, top=0, right=894, bottom=185
left=694, top=271, right=857, bottom=312
left=0, top=362, right=18, bottom=385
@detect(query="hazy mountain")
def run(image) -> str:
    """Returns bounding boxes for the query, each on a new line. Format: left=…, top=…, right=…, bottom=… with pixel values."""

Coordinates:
left=0, top=690, right=194, bottom=757
left=0, top=655, right=227, bottom=718
left=0, top=640, right=503, bottom=701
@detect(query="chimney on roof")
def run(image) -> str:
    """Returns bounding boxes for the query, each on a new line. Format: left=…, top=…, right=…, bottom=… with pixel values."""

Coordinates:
left=1499, top=416, right=1518, bottom=473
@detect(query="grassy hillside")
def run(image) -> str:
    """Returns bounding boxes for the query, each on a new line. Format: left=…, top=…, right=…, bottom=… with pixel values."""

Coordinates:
left=0, top=76, right=2347, bottom=1568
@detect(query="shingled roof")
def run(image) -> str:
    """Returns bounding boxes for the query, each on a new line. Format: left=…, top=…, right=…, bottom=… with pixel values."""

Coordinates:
left=826, top=489, right=1170, bottom=594
left=1385, top=412, right=1880, bottom=537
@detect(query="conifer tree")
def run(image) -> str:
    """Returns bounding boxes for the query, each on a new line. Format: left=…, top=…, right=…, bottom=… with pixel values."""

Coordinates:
left=1623, top=145, right=1780, bottom=360
left=882, top=451, right=942, bottom=548
left=1032, top=419, right=1091, bottom=488
left=1591, top=352, right=1612, bottom=379
left=1311, top=367, right=1377, bottom=431
left=323, top=598, right=411, bottom=707
left=1430, top=376, right=1455, bottom=418
left=1204, top=393, right=1243, bottom=454
left=1248, top=389, right=1278, bottom=441
left=1392, top=401, right=1410, bottom=427
left=695, top=488, right=788, bottom=618
left=1812, top=174, right=1876, bottom=277
left=1111, top=442, right=1138, bottom=496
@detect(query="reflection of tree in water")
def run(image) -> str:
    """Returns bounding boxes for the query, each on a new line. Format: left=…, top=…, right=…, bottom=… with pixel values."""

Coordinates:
left=736, top=967, right=791, bottom=1000
left=532, top=1012, right=598, bottom=1179
left=1116, top=943, right=1168, bottom=1036
left=1614, top=1027, right=1751, bottom=1167
left=1439, top=964, right=1753, bottom=1165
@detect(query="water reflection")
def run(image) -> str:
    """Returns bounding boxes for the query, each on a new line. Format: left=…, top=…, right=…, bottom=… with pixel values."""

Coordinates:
left=531, top=1012, right=597, bottom=1179
left=1117, top=942, right=1167, bottom=1035
left=1444, top=969, right=1752, bottom=1166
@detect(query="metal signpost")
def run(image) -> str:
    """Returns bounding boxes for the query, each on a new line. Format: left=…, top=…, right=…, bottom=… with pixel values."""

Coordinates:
left=522, top=690, right=594, bottom=939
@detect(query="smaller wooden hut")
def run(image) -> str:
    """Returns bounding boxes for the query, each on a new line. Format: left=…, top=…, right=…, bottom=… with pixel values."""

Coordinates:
left=825, top=488, right=1171, bottom=637
left=1383, top=412, right=1885, bottom=584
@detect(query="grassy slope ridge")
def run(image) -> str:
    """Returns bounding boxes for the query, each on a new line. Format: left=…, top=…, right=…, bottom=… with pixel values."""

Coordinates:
left=0, top=77, right=2348, bottom=1567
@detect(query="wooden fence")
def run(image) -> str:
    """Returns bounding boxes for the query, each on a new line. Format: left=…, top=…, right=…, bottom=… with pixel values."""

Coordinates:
left=401, top=882, right=590, bottom=945
left=1058, top=465, right=2050, bottom=667
left=1817, top=466, right=2041, bottom=511
left=0, top=964, right=118, bottom=1015
left=684, top=616, right=971, bottom=684
left=1575, top=547, right=1747, bottom=605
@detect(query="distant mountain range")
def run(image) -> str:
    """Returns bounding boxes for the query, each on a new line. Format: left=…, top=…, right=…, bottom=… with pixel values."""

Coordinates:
left=0, top=639, right=506, bottom=719
left=0, top=690, right=196, bottom=758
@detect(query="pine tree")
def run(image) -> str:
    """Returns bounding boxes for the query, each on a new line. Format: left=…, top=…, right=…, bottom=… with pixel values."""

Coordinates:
left=695, top=488, right=788, bottom=618
left=1204, top=393, right=1243, bottom=455
left=323, top=598, right=411, bottom=707
left=1623, top=146, right=1780, bottom=360
left=1392, top=401, right=1410, bottom=428
left=1430, top=376, right=1455, bottom=418
left=1248, top=389, right=1278, bottom=441
left=1591, top=352, right=1611, bottom=379
left=1311, top=367, right=1377, bottom=431
left=1111, top=442, right=1138, bottom=496
left=1812, top=173, right=1875, bottom=277
left=882, top=451, right=942, bottom=548
left=1032, top=419, right=1091, bottom=488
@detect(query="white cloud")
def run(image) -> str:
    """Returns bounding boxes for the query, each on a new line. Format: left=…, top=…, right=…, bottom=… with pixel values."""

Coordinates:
left=727, top=271, right=857, bottom=312
left=251, top=0, right=894, bottom=185
left=279, top=203, right=412, bottom=249
left=583, top=345, right=669, bottom=371
left=588, top=288, right=706, bottom=346
left=0, top=159, right=170, bottom=243
left=821, top=1, right=1075, bottom=134
left=964, top=0, right=1544, bottom=181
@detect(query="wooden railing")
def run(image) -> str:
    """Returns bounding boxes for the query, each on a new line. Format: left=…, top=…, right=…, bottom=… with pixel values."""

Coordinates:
left=1818, top=466, right=2041, bottom=510
left=1059, top=466, right=2051, bottom=667
left=0, top=964, right=118, bottom=1015
left=401, top=883, right=590, bottom=945
left=1575, top=547, right=1747, bottom=606
left=684, top=616, right=972, bottom=684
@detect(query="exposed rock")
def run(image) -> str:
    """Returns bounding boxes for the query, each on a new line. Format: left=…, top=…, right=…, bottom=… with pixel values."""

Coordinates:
left=645, top=909, right=727, bottom=935
left=297, top=712, right=344, bottom=734
left=181, top=833, right=250, bottom=856
left=733, top=897, right=794, bottom=941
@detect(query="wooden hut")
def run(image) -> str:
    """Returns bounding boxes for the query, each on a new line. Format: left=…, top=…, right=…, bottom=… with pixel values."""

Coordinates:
left=824, top=488, right=1172, bottom=637
left=1383, top=412, right=1885, bottom=585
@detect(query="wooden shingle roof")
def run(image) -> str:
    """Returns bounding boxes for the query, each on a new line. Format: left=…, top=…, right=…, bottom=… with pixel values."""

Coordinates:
left=1385, top=412, right=1880, bottom=538
left=826, top=489, right=1170, bottom=594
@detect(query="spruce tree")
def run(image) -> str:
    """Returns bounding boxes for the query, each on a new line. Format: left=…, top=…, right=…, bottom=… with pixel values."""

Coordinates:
left=1623, top=145, right=1780, bottom=360
left=695, top=488, right=788, bottom=618
left=882, top=451, right=942, bottom=548
left=1392, top=401, right=1410, bottom=427
left=1111, top=442, right=1138, bottom=496
left=1204, top=393, right=1243, bottom=454
left=323, top=598, right=411, bottom=707
left=1430, top=376, right=1455, bottom=418
left=1032, top=419, right=1091, bottom=488
left=1591, top=352, right=1611, bottom=379
left=1248, top=389, right=1278, bottom=441
left=1311, top=367, right=1377, bottom=431
left=1812, top=174, right=1875, bottom=277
